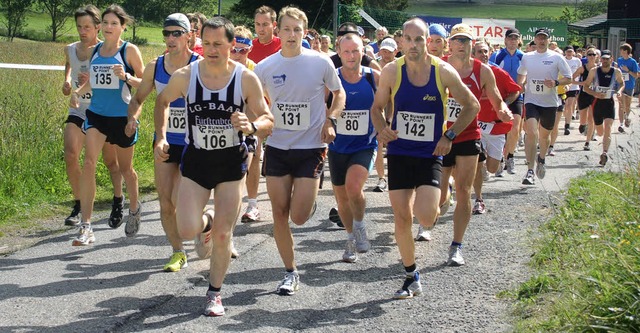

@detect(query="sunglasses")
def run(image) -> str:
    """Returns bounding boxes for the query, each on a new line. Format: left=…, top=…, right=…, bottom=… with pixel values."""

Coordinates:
left=450, top=37, right=471, bottom=44
left=162, top=30, right=187, bottom=38
left=587, top=53, right=596, bottom=56
left=231, top=47, right=250, bottom=55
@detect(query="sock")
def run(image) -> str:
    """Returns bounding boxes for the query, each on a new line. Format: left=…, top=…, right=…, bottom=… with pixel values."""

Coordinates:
left=451, top=241, right=462, bottom=248
left=202, top=216, right=212, bottom=233
left=208, top=284, right=221, bottom=293
left=404, top=263, right=417, bottom=276
left=538, top=155, right=545, bottom=164
left=113, top=196, right=123, bottom=204
left=174, top=249, right=185, bottom=254
left=353, top=220, right=364, bottom=230
left=248, top=198, right=257, bottom=208
left=548, top=145, right=553, bottom=150
left=285, top=269, right=297, bottom=275
left=564, top=123, right=569, bottom=129
left=507, top=153, right=514, bottom=159
left=73, top=200, right=80, bottom=209
left=81, top=222, right=91, bottom=229
left=347, top=232, right=355, bottom=241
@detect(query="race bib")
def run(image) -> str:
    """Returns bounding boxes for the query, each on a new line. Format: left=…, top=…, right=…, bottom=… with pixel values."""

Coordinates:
left=74, top=80, right=92, bottom=102
left=530, top=79, right=550, bottom=95
left=167, top=107, right=186, bottom=134
left=447, top=98, right=462, bottom=122
left=337, top=110, right=368, bottom=136
left=91, top=64, right=119, bottom=89
left=622, top=72, right=630, bottom=81
left=477, top=120, right=495, bottom=134
left=273, top=101, right=311, bottom=131
left=193, top=124, right=236, bottom=150
left=396, top=111, right=435, bottom=142
left=596, top=86, right=613, bottom=99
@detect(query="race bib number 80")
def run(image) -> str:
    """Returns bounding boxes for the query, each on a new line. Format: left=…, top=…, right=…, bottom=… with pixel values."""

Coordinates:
left=274, top=101, right=311, bottom=131
left=396, top=111, right=435, bottom=142
left=337, top=110, right=368, bottom=136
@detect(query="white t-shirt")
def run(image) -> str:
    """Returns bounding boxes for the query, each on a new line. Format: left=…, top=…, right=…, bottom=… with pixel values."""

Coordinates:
left=565, top=56, right=582, bottom=91
left=518, top=50, right=572, bottom=107
left=255, top=48, right=342, bottom=149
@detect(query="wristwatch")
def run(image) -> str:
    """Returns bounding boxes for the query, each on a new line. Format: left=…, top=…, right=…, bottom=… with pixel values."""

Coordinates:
left=249, top=122, right=258, bottom=135
left=327, top=117, right=337, bottom=127
left=554, top=79, right=559, bottom=87
left=443, top=129, right=456, bottom=141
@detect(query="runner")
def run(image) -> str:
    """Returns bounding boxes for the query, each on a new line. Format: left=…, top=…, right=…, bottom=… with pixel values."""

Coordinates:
left=186, top=13, right=204, bottom=55
left=516, top=28, right=572, bottom=185
left=439, top=24, right=511, bottom=264
left=124, top=13, right=199, bottom=272
left=249, top=5, right=281, bottom=64
left=560, top=46, right=582, bottom=137
left=61, top=5, right=123, bottom=227
left=330, top=33, right=379, bottom=263
left=254, top=6, right=345, bottom=296
left=616, top=43, right=638, bottom=133
left=582, top=50, right=624, bottom=166
left=331, top=22, right=382, bottom=71
left=427, top=23, right=448, bottom=58
left=153, top=17, right=274, bottom=316
left=548, top=74, right=568, bottom=157
left=573, top=46, right=598, bottom=149
left=371, top=18, right=479, bottom=298
left=320, top=34, right=335, bottom=56
left=471, top=40, right=518, bottom=214
left=369, top=26, right=388, bottom=54
left=70, top=4, right=145, bottom=245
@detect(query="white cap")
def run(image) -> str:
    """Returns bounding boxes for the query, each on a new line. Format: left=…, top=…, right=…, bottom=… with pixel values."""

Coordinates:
left=380, top=38, right=397, bottom=52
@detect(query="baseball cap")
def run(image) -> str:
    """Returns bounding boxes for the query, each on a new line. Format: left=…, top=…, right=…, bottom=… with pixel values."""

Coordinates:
left=337, top=22, right=362, bottom=36
left=450, top=23, right=473, bottom=39
left=428, top=24, right=447, bottom=38
left=601, top=49, right=612, bottom=58
left=380, top=38, right=397, bottom=52
left=164, top=13, right=190, bottom=31
left=505, top=28, right=520, bottom=37
left=535, top=28, right=550, bottom=37
left=563, top=45, right=574, bottom=52
left=302, top=39, right=311, bottom=49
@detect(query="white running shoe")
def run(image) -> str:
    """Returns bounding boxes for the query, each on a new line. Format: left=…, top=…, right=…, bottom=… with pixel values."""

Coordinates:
left=415, top=225, right=432, bottom=242
left=342, top=239, right=357, bottom=263
left=276, top=271, right=300, bottom=296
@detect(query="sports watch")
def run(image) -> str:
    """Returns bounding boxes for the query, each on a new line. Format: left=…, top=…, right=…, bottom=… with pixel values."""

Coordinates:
left=443, top=129, right=456, bottom=141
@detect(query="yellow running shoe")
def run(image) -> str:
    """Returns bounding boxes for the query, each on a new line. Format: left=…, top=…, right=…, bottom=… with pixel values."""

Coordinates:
left=163, top=251, right=188, bottom=272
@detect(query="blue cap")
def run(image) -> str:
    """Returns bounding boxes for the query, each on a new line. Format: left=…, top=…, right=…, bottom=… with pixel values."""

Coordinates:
left=429, top=24, right=447, bottom=38
left=302, top=39, right=311, bottom=49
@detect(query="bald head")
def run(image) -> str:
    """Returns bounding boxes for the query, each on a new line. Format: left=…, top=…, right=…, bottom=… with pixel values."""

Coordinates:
left=403, top=18, right=428, bottom=34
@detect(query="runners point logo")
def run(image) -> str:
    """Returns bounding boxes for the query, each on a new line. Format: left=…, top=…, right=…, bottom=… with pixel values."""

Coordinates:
left=272, top=74, right=286, bottom=87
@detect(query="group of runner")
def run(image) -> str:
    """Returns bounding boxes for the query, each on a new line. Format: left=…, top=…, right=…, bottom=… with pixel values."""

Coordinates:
left=60, top=4, right=637, bottom=317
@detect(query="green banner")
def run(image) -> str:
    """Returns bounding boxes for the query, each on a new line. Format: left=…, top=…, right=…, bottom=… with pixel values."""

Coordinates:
left=516, top=20, right=568, bottom=45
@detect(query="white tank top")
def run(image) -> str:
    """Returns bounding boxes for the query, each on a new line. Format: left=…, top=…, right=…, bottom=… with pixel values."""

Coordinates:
left=68, top=43, right=92, bottom=110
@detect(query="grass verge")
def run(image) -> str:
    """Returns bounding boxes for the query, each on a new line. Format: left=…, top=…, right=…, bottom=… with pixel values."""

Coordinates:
left=507, top=148, right=640, bottom=332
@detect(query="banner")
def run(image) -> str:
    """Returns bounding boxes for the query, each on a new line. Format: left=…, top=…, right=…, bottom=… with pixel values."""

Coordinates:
left=516, top=20, right=568, bottom=45
left=461, top=18, right=516, bottom=45
left=416, top=16, right=462, bottom=33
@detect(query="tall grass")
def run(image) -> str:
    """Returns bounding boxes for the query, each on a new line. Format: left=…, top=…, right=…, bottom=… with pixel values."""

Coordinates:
left=510, top=144, right=640, bottom=332
left=0, top=40, right=165, bottom=231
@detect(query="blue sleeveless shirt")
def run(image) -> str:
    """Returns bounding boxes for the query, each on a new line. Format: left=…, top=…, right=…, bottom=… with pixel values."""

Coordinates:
left=88, top=41, right=134, bottom=117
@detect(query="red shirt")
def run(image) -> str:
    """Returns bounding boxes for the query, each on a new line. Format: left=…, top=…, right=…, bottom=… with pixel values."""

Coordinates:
left=248, top=36, right=281, bottom=63
left=478, top=65, right=520, bottom=135
left=444, top=56, right=482, bottom=143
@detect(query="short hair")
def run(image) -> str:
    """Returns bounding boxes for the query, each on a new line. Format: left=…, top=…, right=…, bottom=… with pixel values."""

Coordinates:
left=234, top=25, right=253, bottom=40
left=620, top=43, right=632, bottom=54
left=402, top=17, right=428, bottom=34
left=255, top=5, right=277, bottom=22
left=320, top=35, right=331, bottom=42
left=473, top=40, right=490, bottom=54
left=202, top=16, right=234, bottom=42
left=102, top=4, right=133, bottom=26
left=528, top=40, right=535, bottom=47
left=195, top=12, right=206, bottom=25
left=74, top=4, right=100, bottom=26
left=307, top=28, right=319, bottom=40
left=376, top=26, right=388, bottom=34
left=338, top=33, right=363, bottom=48
left=393, top=29, right=403, bottom=38
left=277, top=6, right=308, bottom=30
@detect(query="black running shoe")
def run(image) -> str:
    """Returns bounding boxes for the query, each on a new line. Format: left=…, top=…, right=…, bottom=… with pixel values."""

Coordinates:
left=64, top=203, right=81, bottom=226
left=108, top=196, right=125, bottom=228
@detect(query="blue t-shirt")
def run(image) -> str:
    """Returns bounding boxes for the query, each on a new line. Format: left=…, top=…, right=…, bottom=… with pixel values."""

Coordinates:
left=617, top=56, right=639, bottom=90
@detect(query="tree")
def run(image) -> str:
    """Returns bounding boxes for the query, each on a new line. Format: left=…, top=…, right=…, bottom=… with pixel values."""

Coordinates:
left=364, top=0, right=408, bottom=11
left=1, top=0, right=34, bottom=41
left=38, top=0, right=83, bottom=41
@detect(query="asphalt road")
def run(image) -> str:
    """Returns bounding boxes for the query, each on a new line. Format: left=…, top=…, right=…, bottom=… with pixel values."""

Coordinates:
left=1, top=106, right=638, bottom=332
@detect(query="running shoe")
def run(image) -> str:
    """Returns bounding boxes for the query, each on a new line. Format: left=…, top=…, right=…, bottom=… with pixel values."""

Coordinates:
left=506, top=157, right=516, bottom=174
left=547, top=146, right=556, bottom=156
left=195, top=209, right=214, bottom=260
left=522, top=170, right=535, bottom=185
left=353, top=226, right=370, bottom=253
left=482, top=166, right=490, bottom=181
left=328, top=207, right=344, bottom=228
left=472, top=199, right=486, bottom=215
left=65, top=202, right=81, bottom=226
left=108, top=196, right=125, bottom=229
left=579, top=124, right=586, bottom=134
left=625, top=117, right=631, bottom=127
left=415, top=225, right=432, bottom=242
left=373, top=178, right=387, bottom=192
left=619, top=125, right=625, bottom=133
left=393, top=271, right=422, bottom=299
left=276, top=271, right=299, bottom=295
left=584, top=142, right=591, bottom=151
left=163, top=251, right=188, bottom=272
left=440, top=193, right=452, bottom=216
left=204, top=291, right=225, bottom=316
left=342, top=239, right=357, bottom=263
left=446, top=245, right=465, bottom=266
left=599, top=152, right=608, bottom=166
left=518, top=135, right=524, bottom=147
left=230, top=239, right=239, bottom=259
left=535, top=155, right=546, bottom=180
left=241, top=205, right=260, bottom=223
left=72, top=224, right=95, bottom=246
left=124, top=202, right=142, bottom=237
left=495, top=160, right=505, bottom=177
left=564, top=124, right=570, bottom=135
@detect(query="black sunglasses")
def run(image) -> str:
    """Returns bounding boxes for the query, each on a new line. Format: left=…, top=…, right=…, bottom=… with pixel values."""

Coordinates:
left=587, top=53, right=596, bottom=56
left=162, top=30, right=187, bottom=38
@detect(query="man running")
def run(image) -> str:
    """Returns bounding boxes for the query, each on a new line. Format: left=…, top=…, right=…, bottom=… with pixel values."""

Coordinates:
left=371, top=18, right=479, bottom=299
left=616, top=43, right=638, bottom=133
left=254, top=6, right=345, bottom=296
left=125, top=13, right=199, bottom=272
left=516, top=28, right=571, bottom=185
left=153, top=17, right=274, bottom=315
left=427, top=23, right=448, bottom=58
left=249, top=5, right=281, bottom=64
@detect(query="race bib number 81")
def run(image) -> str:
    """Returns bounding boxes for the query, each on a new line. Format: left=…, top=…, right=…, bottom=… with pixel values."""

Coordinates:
left=337, top=110, right=368, bottom=136
left=274, top=101, right=311, bottom=131
left=396, top=111, right=435, bottom=142
left=530, top=79, right=549, bottom=95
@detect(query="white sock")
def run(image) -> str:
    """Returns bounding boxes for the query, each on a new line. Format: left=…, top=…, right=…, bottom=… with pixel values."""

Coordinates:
left=347, top=233, right=355, bottom=241
left=354, top=220, right=364, bottom=230
left=248, top=198, right=257, bottom=208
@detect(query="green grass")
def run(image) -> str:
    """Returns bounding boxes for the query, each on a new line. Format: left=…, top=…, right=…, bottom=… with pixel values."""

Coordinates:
left=507, top=153, right=640, bottom=332
left=406, top=2, right=568, bottom=19
left=0, top=40, right=165, bottom=234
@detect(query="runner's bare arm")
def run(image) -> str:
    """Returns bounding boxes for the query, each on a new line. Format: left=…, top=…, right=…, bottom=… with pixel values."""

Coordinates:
left=62, top=45, right=72, bottom=96
left=481, top=64, right=512, bottom=122
left=615, top=68, right=625, bottom=96
left=238, top=70, right=274, bottom=138
left=113, top=43, right=145, bottom=88
left=581, top=68, right=600, bottom=98
left=323, top=85, right=346, bottom=144
left=370, top=62, right=398, bottom=144
left=153, top=66, right=190, bottom=161
left=125, top=59, right=157, bottom=137
left=441, top=62, right=480, bottom=134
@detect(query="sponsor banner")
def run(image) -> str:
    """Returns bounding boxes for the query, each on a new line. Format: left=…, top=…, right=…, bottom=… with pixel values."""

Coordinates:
left=516, top=20, right=568, bottom=45
left=461, top=18, right=516, bottom=45
left=416, top=16, right=462, bottom=33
